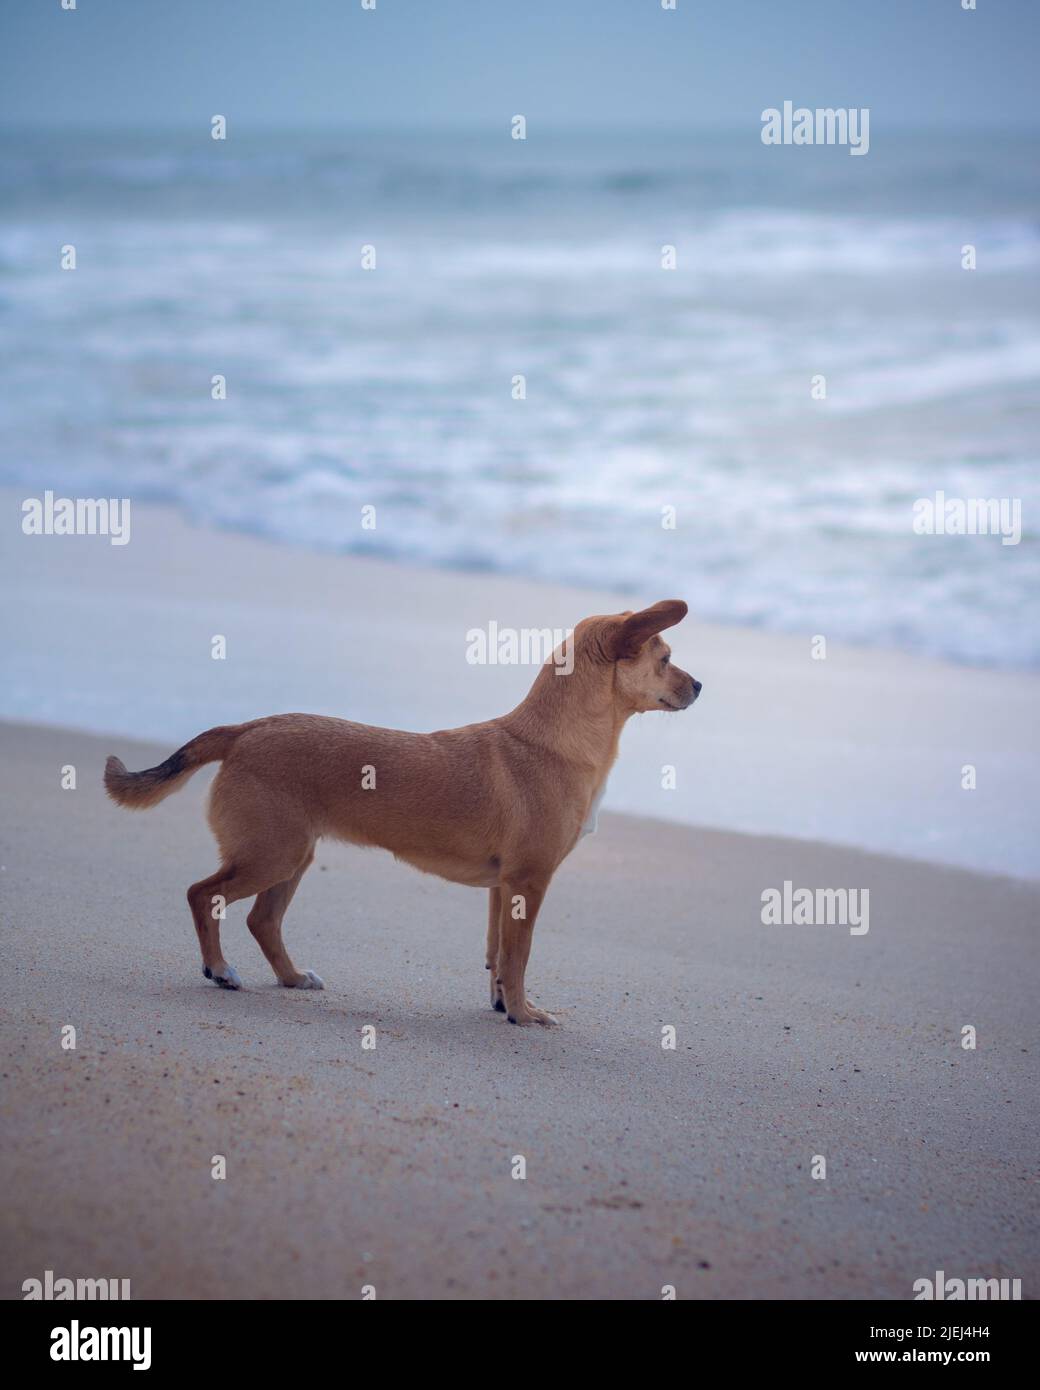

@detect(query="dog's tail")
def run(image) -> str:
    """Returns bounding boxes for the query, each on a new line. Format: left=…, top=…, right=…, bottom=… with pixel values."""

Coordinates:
left=104, top=724, right=245, bottom=810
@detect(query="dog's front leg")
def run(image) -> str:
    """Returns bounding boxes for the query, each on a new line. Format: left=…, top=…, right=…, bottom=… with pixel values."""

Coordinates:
left=486, top=887, right=504, bottom=1010
left=496, top=879, right=557, bottom=1027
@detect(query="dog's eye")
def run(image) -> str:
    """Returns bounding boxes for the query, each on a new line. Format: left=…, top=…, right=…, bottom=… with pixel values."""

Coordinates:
left=661, top=654, right=670, bottom=666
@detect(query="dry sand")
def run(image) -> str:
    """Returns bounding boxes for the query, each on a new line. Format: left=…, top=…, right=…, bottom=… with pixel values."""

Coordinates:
left=1, top=720, right=1036, bottom=1300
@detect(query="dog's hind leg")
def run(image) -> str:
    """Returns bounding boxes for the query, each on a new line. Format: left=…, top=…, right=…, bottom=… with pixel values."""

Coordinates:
left=186, top=867, right=243, bottom=988
left=187, top=852, right=306, bottom=990
left=247, top=848, right=323, bottom=990
left=187, top=761, right=317, bottom=989
left=486, top=887, right=504, bottom=1010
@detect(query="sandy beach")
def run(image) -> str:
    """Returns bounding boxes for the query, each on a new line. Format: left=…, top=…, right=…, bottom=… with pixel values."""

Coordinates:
left=1, top=718, right=1037, bottom=1299
left=1, top=491, right=1038, bottom=1299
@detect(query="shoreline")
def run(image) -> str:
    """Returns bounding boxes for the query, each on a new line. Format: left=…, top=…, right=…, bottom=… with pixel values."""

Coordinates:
left=11, top=484, right=1037, bottom=677
left=2, top=486, right=1038, bottom=879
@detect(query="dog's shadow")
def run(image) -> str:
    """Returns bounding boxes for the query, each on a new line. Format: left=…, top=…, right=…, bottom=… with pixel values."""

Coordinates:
left=154, top=973, right=685, bottom=1095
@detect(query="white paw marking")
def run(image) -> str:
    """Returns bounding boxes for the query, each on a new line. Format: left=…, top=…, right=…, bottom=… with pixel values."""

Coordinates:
left=204, top=964, right=242, bottom=990
left=298, top=970, right=324, bottom=990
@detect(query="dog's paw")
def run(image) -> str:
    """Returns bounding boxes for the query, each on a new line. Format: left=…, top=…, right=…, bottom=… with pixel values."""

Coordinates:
left=203, top=964, right=242, bottom=990
left=507, top=1004, right=558, bottom=1027
left=287, top=969, right=324, bottom=991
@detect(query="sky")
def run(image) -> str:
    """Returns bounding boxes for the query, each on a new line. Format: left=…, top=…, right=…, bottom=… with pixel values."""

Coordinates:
left=1, top=0, right=1038, bottom=131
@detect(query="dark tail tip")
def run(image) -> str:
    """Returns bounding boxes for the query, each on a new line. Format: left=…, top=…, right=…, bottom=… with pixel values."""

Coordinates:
left=103, top=755, right=131, bottom=804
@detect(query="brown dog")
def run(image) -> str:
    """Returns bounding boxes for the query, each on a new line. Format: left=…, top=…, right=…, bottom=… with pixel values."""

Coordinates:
left=104, top=599, right=699, bottom=1025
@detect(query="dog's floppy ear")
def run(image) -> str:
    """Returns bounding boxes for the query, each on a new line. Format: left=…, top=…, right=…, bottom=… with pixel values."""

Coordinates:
left=612, top=600, right=688, bottom=660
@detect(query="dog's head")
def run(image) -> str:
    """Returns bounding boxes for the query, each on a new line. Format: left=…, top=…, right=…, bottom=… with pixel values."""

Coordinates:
left=577, top=599, right=701, bottom=714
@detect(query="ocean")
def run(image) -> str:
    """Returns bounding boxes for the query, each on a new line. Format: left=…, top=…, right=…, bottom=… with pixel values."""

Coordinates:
left=2, top=127, right=1037, bottom=667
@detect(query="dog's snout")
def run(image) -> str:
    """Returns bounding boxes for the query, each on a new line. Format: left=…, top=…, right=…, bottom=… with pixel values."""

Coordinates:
left=682, top=677, right=702, bottom=709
